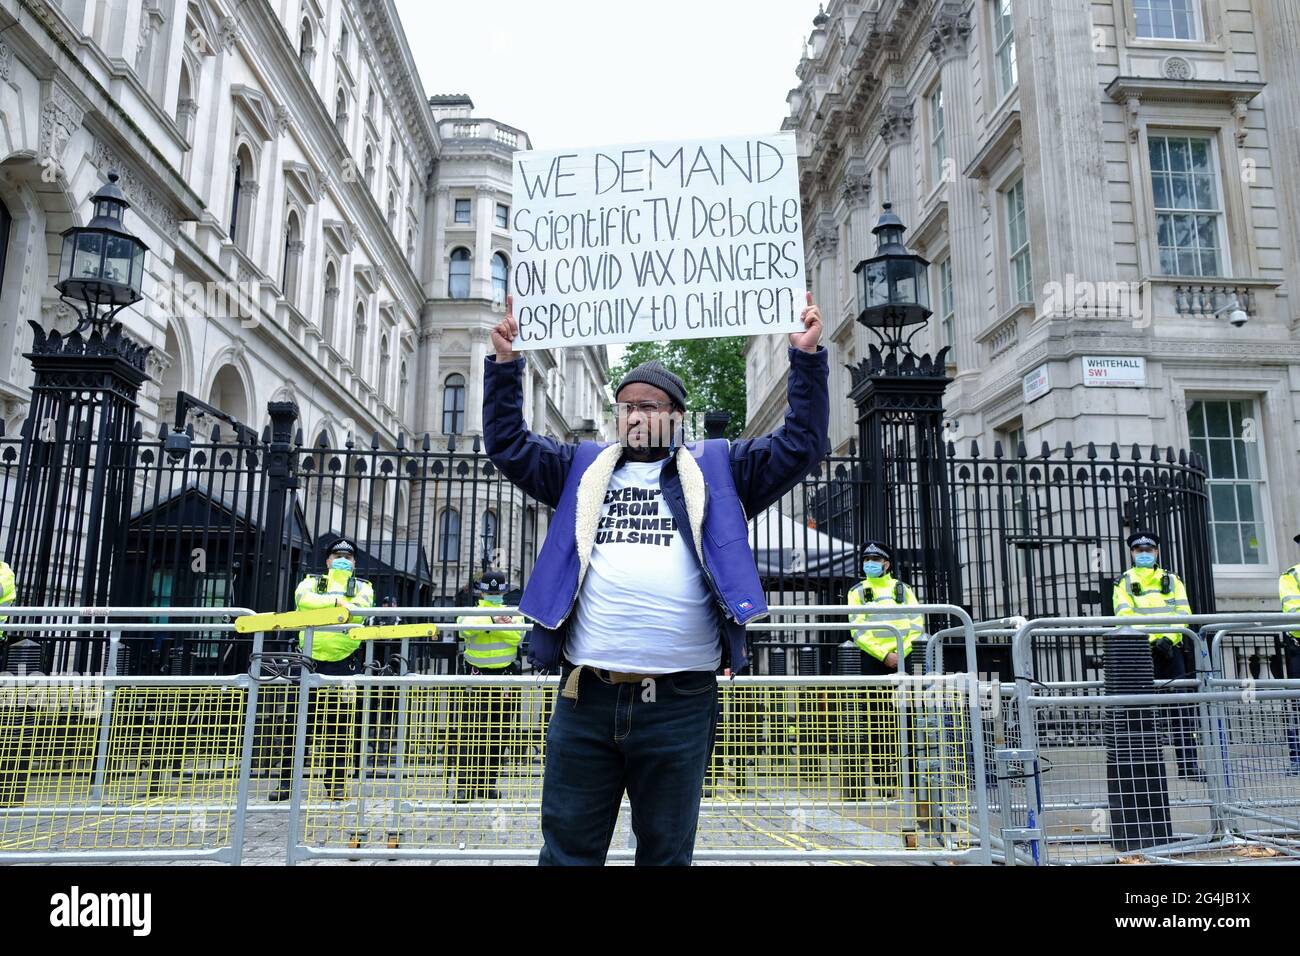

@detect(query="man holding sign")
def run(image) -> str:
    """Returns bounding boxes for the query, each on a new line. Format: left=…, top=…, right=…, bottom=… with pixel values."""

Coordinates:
left=483, top=285, right=827, bottom=865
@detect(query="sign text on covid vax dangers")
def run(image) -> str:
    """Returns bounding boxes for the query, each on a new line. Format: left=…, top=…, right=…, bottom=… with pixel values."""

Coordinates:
left=508, top=133, right=807, bottom=350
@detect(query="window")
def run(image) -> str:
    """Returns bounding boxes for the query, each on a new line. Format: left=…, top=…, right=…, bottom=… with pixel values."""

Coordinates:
left=1006, top=178, right=1033, bottom=303
left=366, top=87, right=375, bottom=116
left=992, top=0, right=1017, bottom=99
left=491, top=252, right=508, bottom=305
left=1133, top=0, right=1199, bottom=40
left=298, top=19, right=314, bottom=66
left=334, top=88, right=347, bottom=138
left=379, top=334, right=391, bottom=403
left=495, top=203, right=509, bottom=228
left=1149, top=134, right=1223, bottom=277
left=1187, top=399, right=1267, bottom=565
left=364, top=145, right=374, bottom=188
left=442, top=373, right=466, bottom=435
left=438, top=508, right=461, bottom=563
left=937, top=256, right=955, bottom=353
left=281, top=210, right=301, bottom=305
left=229, top=146, right=255, bottom=251
left=339, top=22, right=350, bottom=57
left=386, top=190, right=396, bottom=230
left=454, top=198, right=471, bottom=223
left=322, top=261, right=338, bottom=343
left=448, top=247, right=471, bottom=298
left=929, top=86, right=946, bottom=186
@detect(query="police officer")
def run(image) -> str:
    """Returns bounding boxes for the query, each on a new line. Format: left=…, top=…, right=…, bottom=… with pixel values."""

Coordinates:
left=847, top=542, right=923, bottom=674
left=0, top=557, right=16, bottom=642
left=453, top=570, right=523, bottom=801
left=1277, top=533, right=1300, bottom=774
left=844, top=542, right=924, bottom=799
left=269, top=536, right=375, bottom=801
left=1112, top=530, right=1203, bottom=782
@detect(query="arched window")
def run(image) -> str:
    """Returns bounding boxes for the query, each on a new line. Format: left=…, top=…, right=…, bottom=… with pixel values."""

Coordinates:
left=364, top=145, right=374, bottom=188
left=379, top=334, right=391, bottom=404
left=406, top=228, right=415, bottom=261
left=386, top=190, right=396, bottom=230
left=398, top=359, right=409, bottom=421
left=438, top=508, right=461, bottom=563
left=339, top=22, right=350, bottom=58
left=442, top=373, right=465, bottom=435
left=448, top=247, right=471, bottom=299
left=281, top=210, right=301, bottom=305
left=176, top=62, right=196, bottom=142
left=230, top=145, right=255, bottom=251
left=322, top=261, right=339, bottom=343
left=298, top=18, right=314, bottom=68
left=352, top=303, right=366, bottom=376
left=366, top=87, right=375, bottom=116
left=491, top=252, right=508, bottom=305
left=334, top=88, right=347, bottom=137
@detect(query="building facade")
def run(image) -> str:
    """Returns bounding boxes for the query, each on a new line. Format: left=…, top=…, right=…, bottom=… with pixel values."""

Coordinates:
left=0, top=0, right=610, bottom=599
left=759, top=0, right=1300, bottom=609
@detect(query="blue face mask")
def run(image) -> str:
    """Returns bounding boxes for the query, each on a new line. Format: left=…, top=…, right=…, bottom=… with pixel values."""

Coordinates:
left=329, top=558, right=353, bottom=572
left=862, top=561, right=885, bottom=578
left=1134, top=553, right=1157, bottom=569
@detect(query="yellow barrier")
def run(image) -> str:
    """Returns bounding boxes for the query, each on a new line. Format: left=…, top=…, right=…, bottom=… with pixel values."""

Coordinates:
left=234, top=607, right=349, bottom=634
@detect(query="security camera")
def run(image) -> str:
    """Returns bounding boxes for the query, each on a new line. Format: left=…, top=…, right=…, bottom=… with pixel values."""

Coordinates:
left=1215, top=294, right=1248, bottom=328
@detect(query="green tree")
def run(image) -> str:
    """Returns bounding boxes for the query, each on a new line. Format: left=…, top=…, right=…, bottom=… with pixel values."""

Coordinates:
left=609, top=336, right=748, bottom=439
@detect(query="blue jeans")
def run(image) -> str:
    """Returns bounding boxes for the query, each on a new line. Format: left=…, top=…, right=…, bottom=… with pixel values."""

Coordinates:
left=538, top=663, right=718, bottom=865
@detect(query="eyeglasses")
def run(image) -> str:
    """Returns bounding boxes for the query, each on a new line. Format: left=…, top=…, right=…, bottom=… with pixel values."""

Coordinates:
left=612, top=400, right=677, bottom=417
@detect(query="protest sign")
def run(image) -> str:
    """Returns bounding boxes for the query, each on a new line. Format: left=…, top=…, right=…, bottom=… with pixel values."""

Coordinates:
left=508, top=132, right=807, bottom=351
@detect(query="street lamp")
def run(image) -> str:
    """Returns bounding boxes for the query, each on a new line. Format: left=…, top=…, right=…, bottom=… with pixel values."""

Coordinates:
left=853, top=203, right=931, bottom=355
left=55, top=171, right=149, bottom=333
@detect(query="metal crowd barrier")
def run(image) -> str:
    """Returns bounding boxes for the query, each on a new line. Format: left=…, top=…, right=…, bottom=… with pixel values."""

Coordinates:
left=1, top=602, right=994, bottom=864
left=995, top=613, right=1300, bottom=865
left=0, top=607, right=258, bottom=864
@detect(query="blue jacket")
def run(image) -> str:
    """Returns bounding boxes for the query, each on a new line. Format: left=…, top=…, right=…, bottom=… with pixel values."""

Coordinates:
left=483, top=346, right=829, bottom=673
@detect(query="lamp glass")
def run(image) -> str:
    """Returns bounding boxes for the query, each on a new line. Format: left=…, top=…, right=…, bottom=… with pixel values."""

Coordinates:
left=103, top=234, right=134, bottom=286
left=72, top=232, right=103, bottom=280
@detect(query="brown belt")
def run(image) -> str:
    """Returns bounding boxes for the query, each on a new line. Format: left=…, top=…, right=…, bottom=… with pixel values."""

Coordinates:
left=560, top=664, right=664, bottom=701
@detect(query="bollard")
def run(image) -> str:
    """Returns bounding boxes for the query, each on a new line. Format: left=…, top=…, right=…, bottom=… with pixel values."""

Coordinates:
left=1103, top=626, right=1173, bottom=851
left=836, top=641, right=862, bottom=675
left=797, top=645, right=820, bottom=676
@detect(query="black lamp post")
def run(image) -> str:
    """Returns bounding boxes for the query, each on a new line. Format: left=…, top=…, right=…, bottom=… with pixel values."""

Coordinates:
left=55, top=171, right=149, bottom=333
left=844, top=202, right=960, bottom=618
left=854, top=202, right=931, bottom=355
left=7, top=171, right=154, bottom=662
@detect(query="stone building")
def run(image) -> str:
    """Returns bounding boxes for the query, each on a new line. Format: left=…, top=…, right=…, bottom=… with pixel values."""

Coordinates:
left=758, top=0, right=1300, bottom=608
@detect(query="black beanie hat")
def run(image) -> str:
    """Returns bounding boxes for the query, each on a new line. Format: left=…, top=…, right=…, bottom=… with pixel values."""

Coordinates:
left=615, top=360, right=687, bottom=411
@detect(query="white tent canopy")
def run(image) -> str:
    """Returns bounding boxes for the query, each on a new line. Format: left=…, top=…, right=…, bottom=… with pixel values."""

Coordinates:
left=747, top=505, right=858, bottom=579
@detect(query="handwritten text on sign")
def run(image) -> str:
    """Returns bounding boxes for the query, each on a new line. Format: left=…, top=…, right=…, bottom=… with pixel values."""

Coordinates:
left=509, top=133, right=807, bottom=350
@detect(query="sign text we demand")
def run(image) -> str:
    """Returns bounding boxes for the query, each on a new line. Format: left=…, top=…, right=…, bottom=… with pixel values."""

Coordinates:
left=509, top=133, right=807, bottom=350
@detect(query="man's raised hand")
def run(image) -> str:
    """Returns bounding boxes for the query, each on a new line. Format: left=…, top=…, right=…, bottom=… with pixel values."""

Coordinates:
left=790, top=292, right=823, bottom=353
left=492, top=294, right=519, bottom=362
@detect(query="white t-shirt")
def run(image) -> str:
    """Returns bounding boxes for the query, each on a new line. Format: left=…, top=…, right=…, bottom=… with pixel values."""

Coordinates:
left=565, top=458, right=722, bottom=673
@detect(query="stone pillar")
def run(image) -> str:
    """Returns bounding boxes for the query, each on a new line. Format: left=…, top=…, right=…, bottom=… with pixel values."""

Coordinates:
left=473, top=185, right=495, bottom=299
left=1014, top=0, right=1117, bottom=301
left=468, top=328, right=488, bottom=434
left=1254, top=1, right=1300, bottom=316
left=929, top=2, right=983, bottom=375
left=416, top=323, right=441, bottom=436
left=879, top=92, right=915, bottom=232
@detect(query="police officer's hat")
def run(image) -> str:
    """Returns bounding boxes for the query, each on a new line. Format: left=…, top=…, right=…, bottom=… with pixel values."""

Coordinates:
left=860, top=541, right=893, bottom=563
left=1126, top=530, right=1161, bottom=549
left=326, top=535, right=357, bottom=557
left=474, top=570, right=509, bottom=594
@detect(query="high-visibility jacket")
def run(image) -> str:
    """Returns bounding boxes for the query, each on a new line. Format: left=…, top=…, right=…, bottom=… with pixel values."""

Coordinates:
left=1279, top=565, right=1300, bottom=639
left=293, top=569, right=374, bottom=662
left=1112, top=566, right=1191, bottom=644
left=456, top=599, right=523, bottom=670
left=0, top=560, right=15, bottom=639
left=848, top=575, right=923, bottom=662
